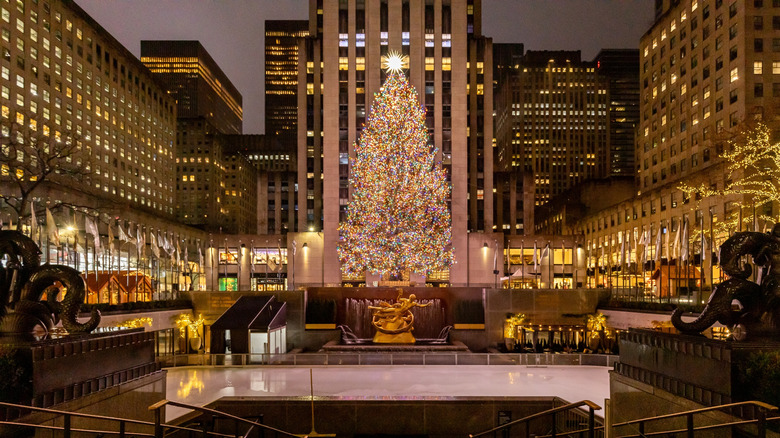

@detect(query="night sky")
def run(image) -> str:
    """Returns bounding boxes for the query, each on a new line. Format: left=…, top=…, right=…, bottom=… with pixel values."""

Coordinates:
left=76, top=0, right=655, bottom=135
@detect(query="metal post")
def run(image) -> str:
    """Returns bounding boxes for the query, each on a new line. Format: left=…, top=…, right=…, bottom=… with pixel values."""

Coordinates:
left=119, top=420, right=126, bottom=438
left=551, top=412, right=557, bottom=438
left=153, top=406, right=162, bottom=438
left=588, top=406, right=595, bottom=438
left=686, top=412, right=694, bottom=438
left=63, top=413, right=71, bottom=438
left=758, top=408, right=767, bottom=438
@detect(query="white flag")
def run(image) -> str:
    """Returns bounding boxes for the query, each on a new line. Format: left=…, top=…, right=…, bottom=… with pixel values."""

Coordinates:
left=85, top=216, right=101, bottom=251
left=701, top=233, right=708, bottom=261
left=532, top=242, right=538, bottom=271
left=30, top=202, right=38, bottom=241
left=541, top=244, right=550, bottom=262
left=198, top=246, right=204, bottom=273
left=136, top=226, right=144, bottom=255
left=118, top=222, right=129, bottom=243
left=46, top=207, right=60, bottom=246
left=619, top=231, right=626, bottom=266
left=681, top=219, right=689, bottom=262
left=149, top=231, right=160, bottom=258
left=250, top=241, right=256, bottom=274
left=672, top=219, right=681, bottom=259
left=654, top=227, right=663, bottom=263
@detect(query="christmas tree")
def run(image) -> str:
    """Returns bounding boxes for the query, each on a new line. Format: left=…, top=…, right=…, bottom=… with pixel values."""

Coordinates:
left=338, top=55, right=453, bottom=280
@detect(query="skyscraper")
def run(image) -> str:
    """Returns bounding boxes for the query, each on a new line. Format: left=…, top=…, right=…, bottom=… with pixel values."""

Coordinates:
left=494, top=50, right=609, bottom=217
left=594, top=49, right=640, bottom=178
left=141, top=41, right=255, bottom=233
left=297, top=0, right=493, bottom=286
left=141, top=40, right=243, bottom=135
left=0, top=0, right=177, bottom=217
left=265, top=20, right=308, bottom=145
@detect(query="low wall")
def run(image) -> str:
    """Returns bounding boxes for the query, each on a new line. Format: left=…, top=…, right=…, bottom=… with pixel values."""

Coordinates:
left=205, top=397, right=589, bottom=438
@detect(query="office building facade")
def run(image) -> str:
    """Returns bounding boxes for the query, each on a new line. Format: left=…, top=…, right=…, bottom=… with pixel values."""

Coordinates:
left=578, top=0, right=780, bottom=293
left=0, top=0, right=177, bottom=217
left=265, top=20, right=309, bottom=146
left=494, top=50, right=609, bottom=233
left=296, top=0, right=494, bottom=286
left=142, top=40, right=257, bottom=234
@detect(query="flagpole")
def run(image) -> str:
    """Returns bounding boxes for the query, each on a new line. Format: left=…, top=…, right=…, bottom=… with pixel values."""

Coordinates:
left=709, top=210, right=715, bottom=293
left=93, top=219, right=97, bottom=283
left=237, top=240, right=243, bottom=291
left=699, top=215, right=705, bottom=304
left=520, top=241, right=524, bottom=289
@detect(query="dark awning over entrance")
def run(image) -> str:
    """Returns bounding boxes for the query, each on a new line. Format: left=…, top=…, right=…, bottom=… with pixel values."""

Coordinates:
left=211, top=295, right=287, bottom=331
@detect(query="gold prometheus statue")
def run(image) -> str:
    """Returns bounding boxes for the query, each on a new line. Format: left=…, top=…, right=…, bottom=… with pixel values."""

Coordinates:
left=369, top=288, right=430, bottom=343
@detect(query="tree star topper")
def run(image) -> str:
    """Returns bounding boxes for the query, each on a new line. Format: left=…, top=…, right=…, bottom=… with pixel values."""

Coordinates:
left=382, top=51, right=408, bottom=73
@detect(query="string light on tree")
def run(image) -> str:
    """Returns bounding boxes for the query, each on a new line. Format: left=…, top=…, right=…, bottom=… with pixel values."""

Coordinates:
left=680, top=122, right=780, bottom=238
left=337, top=67, right=453, bottom=280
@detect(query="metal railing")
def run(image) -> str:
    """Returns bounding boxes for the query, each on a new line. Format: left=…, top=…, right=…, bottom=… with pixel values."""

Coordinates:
left=149, top=399, right=302, bottom=437
left=0, top=399, right=301, bottom=438
left=468, top=399, right=602, bottom=438
left=612, top=400, right=778, bottom=438
left=158, top=352, right=619, bottom=367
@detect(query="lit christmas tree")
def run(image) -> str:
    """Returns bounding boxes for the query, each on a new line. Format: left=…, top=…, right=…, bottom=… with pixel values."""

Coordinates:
left=338, top=54, right=453, bottom=280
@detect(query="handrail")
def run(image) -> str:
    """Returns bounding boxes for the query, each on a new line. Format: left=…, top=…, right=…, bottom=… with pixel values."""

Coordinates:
left=535, top=424, right=605, bottom=438
left=469, top=400, right=602, bottom=438
left=158, top=351, right=619, bottom=367
left=612, top=400, right=778, bottom=438
left=0, top=400, right=232, bottom=437
left=150, top=399, right=305, bottom=438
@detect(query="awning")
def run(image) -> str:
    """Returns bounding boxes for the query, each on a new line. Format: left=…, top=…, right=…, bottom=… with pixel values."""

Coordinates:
left=211, top=295, right=287, bottom=331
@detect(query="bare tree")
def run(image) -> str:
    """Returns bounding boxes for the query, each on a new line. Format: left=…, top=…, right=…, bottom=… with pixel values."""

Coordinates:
left=0, top=115, right=90, bottom=221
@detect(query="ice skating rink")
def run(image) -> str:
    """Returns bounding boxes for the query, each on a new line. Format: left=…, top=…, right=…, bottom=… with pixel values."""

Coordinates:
left=166, top=365, right=610, bottom=420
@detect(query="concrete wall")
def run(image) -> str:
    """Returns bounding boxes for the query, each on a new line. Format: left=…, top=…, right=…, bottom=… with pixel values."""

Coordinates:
left=207, top=397, right=566, bottom=438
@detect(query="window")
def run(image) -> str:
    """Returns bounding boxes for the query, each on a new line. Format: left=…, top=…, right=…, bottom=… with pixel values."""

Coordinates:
left=755, top=61, right=764, bottom=74
left=755, top=16, right=765, bottom=29
left=756, top=38, right=764, bottom=52
left=755, top=82, right=764, bottom=97
left=774, top=61, right=780, bottom=73
left=730, top=67, right=739, bottom=82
